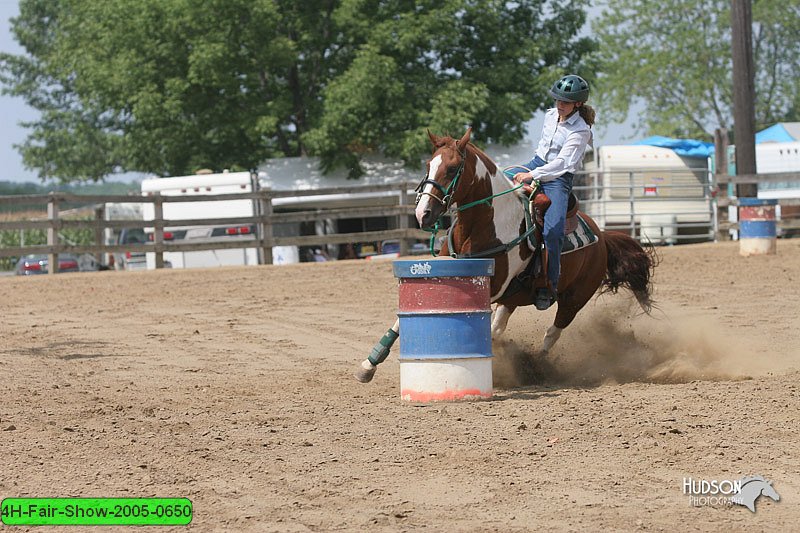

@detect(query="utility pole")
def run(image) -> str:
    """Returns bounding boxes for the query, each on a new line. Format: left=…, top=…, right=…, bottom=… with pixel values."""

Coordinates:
left=730, top=0, right=757, bottom=198
left=731, top=0, right=777, bottom=256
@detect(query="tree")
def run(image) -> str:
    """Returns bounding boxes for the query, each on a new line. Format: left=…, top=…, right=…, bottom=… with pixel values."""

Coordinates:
left=592, top=0, right=800, bottom=141
left=305, top=0, right=596, bottom=176
left=1, top=0, right=312, bottom=181
left=1, top=0, right=595, bottom=182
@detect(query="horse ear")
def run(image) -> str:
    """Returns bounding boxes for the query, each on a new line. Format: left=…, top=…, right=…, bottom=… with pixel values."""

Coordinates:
left=456, top=127, right=472, bottom=152
left=427, top=129, right=439, bottom=148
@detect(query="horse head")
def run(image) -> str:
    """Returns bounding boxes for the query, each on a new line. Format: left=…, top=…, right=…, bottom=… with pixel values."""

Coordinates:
left=415, top=128, right=473, bottom=229
left=733, top=476, right=781, bottom=512
left=760, top=480, right=780, bottom=502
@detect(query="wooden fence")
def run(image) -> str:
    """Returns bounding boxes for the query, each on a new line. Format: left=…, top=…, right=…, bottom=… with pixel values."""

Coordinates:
left=0, top=182, right=432, bottom=273
left=3, top=172, right=800, bottom=273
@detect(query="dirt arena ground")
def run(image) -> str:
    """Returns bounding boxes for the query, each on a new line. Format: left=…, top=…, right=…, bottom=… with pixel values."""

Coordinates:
left=2, top=240, right=799, bottom=531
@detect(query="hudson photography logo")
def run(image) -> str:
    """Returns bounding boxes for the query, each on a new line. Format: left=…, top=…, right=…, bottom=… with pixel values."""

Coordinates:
left=682, top=475, right=780, bottom=512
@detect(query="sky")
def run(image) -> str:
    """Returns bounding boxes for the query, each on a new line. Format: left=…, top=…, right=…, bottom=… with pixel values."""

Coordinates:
left=0, top=0, right=636, bottom=184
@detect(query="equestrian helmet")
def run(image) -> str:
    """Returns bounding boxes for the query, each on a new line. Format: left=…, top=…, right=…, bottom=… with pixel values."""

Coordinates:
left=549, top=74, right=590, bottom=103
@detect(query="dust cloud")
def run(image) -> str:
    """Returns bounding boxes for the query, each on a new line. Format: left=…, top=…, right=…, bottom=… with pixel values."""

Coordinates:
left=492, top=301, right=788, bottom=389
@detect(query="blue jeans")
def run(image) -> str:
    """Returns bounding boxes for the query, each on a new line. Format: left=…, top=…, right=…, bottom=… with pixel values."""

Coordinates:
left=525, top=156, right=574, bottom=292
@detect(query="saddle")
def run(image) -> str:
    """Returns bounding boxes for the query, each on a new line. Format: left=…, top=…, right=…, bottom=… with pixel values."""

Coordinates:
left=517, top=190, right=582, bottom=295
left=530, top=191, right=581, bottom=234
left=498, top=166, right=587, bottom=302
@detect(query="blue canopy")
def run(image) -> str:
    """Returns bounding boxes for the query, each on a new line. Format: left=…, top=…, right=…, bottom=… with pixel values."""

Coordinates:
left=631, top=135, right=714, bottom=158
left=756, top=123, right=798, bottom=143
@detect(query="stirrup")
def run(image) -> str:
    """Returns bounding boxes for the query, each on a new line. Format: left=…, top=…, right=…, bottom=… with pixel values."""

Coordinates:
left=534, top=288, right=556, bottom=311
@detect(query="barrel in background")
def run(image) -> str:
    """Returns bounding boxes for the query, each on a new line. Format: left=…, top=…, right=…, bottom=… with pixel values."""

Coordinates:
left=739, top=198, right=777, bottom=256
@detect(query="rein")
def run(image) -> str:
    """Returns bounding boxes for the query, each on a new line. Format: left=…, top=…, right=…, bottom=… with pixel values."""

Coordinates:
left=416, top=148, right=539, bottom=257
left=445, top=187, right=539, bottom=259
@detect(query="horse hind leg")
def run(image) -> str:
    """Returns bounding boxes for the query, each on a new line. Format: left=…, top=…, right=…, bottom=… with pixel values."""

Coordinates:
left=541, top=324, right=564, bottom=354
left=541, top=291, right=586, bottom=354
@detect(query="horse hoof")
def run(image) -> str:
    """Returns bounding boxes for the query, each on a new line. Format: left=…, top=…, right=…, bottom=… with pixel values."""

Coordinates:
left=354, top=361, right=376, bottom=383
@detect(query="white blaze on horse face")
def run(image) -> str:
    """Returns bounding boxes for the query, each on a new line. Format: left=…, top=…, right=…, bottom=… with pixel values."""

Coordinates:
left=415, top=154, right=443, bottom=226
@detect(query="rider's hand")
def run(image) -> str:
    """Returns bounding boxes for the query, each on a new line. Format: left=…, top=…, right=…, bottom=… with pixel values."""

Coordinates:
left=514, top=172, right=536, bottom=195
left=513, top=172, right=533, bottom=185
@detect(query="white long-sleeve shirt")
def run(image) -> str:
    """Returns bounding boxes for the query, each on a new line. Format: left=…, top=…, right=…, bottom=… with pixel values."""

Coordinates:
left=531, top=108, right=592, bottom=182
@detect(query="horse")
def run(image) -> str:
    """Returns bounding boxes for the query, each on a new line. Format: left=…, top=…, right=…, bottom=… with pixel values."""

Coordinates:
left=354, top=127, right=656, bottom=383
left=730, top=476, right=781, bottom=512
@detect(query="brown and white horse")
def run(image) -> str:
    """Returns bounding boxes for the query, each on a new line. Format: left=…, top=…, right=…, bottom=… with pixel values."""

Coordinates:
left=355, top=128, right=655, bottom=383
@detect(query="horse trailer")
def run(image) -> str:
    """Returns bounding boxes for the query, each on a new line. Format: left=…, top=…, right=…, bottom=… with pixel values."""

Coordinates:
left=138, top=158, right=419, bottom=268
left=755, top=141, right=800, bottom=200
left=139, top=171, right=277, bottom=269
left=580, top=145, right=714, bottom=244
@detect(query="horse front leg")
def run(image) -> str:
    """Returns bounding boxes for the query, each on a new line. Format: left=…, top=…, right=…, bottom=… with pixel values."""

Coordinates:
left=354, top=319, right=399, bottom=383
left=491, top=303, right=516, bottom=339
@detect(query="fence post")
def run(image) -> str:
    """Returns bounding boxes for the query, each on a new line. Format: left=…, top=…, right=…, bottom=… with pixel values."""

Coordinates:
left=713, top=128, right=729, bottom=241
left=47, top=193, right=60, bottom=275
left=94, top=205, right=105, bottom=266
left=628, top=171, right=636, bottom=238
left=398, top=183, right=410, bottom=256
left=259, top=189, right=273, bottom=265
left=153, top=193, right=164, bottom=269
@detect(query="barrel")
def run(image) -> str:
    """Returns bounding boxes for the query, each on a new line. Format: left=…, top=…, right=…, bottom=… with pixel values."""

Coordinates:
left=393, top=258, right=495, bottom=402
left=739, top=198, right=777, bottom=256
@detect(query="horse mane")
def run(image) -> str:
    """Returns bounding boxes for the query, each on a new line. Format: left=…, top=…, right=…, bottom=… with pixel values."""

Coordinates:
left=740, top=476, right=768, bottom=486
left=431, top=134, right=497, bottom=176
left=466, top=142, right=498, bottom=176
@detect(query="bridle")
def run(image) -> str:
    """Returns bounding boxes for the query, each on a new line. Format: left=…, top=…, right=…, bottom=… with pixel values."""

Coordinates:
left=413, top=144, right=537, bottom=258
left=413, top=147, right=467, bottom=211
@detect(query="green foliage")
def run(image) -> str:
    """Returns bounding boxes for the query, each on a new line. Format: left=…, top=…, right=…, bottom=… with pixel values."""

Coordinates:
left=592, top=0, right=800, bottom=140
left=1, top=0, right=595, bottom=182
left=2, top=0, right=311, bottom=181
left=0, top=179, right=139, bottom=270
left=0, top=220, right=93, bottom=271
left=306, top=0, right=596, bottom=177
left=0, top=180, right=139, bottom=212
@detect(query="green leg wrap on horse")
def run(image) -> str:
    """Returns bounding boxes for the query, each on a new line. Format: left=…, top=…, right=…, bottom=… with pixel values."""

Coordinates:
left=367, top=329, right=399, bottom=366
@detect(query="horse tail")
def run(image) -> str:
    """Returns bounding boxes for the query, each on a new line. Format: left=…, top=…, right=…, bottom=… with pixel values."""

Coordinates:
left=601, top=231, right=658, bottom=314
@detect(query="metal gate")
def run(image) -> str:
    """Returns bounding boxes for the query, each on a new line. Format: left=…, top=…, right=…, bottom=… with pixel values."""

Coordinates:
left=574, top=168, right=716, bottom=244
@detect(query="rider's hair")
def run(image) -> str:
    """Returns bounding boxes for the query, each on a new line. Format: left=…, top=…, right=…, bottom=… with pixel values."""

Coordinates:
left=579, top=104, right=596, bottom=127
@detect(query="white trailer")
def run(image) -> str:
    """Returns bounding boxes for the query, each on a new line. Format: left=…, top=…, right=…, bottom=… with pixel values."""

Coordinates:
left=755, top=141, right=800, bottom=200
left=581, top=145, right=713, bottom=243
left=140, top=170, right=300, bottom=269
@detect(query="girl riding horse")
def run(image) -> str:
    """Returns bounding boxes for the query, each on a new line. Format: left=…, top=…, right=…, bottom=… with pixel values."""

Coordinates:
left=513, top=74, right=595, bottom=310
left=355, top=124, right=656, bottom=384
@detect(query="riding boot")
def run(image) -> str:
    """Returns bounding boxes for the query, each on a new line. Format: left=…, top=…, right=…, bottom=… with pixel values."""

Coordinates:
left=534, top=287, right=556, bottom=310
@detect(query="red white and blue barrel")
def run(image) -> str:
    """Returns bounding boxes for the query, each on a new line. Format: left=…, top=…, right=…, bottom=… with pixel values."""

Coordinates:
left=393, top=258, right=495, bottom=402
left=739, top=198, right=777, bottom=256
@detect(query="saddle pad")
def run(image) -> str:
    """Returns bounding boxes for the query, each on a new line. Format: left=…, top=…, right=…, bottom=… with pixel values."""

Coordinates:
left=562, top=213, right=599, bottom=255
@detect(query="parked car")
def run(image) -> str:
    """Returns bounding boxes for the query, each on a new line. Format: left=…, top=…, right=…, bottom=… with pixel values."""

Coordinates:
left=15, top=254, right=81, bottom=275
left=379, top=240, right=429, bottom=256
left=380, top=240, right=400, bottom=255
left=113, top=228, right=148, bottom=271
